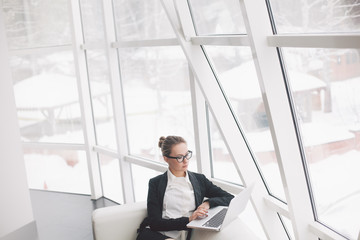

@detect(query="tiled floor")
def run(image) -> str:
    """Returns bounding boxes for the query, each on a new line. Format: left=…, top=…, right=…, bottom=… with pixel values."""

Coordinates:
left=30, top=190, right=118, bottom=240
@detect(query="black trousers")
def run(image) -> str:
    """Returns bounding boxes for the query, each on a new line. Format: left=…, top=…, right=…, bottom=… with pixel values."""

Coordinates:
left=136, top=228, right=171, bottom=240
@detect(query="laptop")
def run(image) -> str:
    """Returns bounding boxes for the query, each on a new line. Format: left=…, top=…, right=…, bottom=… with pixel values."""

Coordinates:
left=187, top=183, right=254, bottom=231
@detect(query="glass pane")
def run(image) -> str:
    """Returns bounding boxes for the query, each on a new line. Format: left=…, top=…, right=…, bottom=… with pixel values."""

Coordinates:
left=238, top=199, right=267, bottom=240
left=280, top=215, right=295, bottom=239
left=282, top=48, right=360, bottom=239
left=80, top=0, right=106, bottom=43
left=11, top=51, right=84, bottom=144
left=269, top=0, right=360, bottom=33
left=2, top=0, right=71, bottom=49
left=132, top=165, right=161, bottom=202
left=24, top=149, right=90, bottom=194
left=204, top=46, right=286, bottom=200
left=188, top=0, right=246, bottom=35
left=112, top=0, right=175, bottom=41
left=86, top=49, right=117, bottom=149
left=209, top=111, right=243, bottom=185
left=99, top=154, right=123, bottom=204
left=119, top=46, right=196, bottom=171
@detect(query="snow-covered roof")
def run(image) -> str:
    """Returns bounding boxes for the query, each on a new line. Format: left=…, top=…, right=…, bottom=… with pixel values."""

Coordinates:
left=219, top=61, right=326, bottom=100
left=14, top=73, right=109, bottom=109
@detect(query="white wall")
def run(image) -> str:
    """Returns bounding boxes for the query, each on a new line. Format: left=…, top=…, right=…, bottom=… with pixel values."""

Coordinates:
left=0, top=5, right=35, bottom=238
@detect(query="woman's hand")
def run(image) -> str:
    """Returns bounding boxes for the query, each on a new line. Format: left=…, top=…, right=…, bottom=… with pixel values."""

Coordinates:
left=189, top=201, right=210, bottom=222
left=197, top=201, right=210, bottom=210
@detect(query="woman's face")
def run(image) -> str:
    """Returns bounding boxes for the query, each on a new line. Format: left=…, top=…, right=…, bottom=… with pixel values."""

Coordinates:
left=164, top=142, right=189, bottom=177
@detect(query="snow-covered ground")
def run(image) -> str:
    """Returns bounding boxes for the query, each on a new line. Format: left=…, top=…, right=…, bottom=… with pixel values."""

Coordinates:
left=24, top=151, right=90, bottom=194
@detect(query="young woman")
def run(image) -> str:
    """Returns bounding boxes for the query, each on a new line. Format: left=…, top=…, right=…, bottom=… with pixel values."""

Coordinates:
left=136, top=136, right=233, bottom=240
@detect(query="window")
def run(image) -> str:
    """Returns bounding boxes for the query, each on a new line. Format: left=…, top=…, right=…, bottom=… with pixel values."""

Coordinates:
left=282, top=47, right=360, bottom=239
left=269, top=0, right=360, bottom=33
left=119, top=46, right=196, bottom=170
left=11, top=51, right=84, bottom=144
left=86, top=49, right=117, bottom=149
left=112, top=0, right=175, bottom=40
left=80, top=0, right=106, bottom=43
left=279, top=215, right=294, bottom=239
left=99, top=154, right=123, bottom=204
left=188, top=0, right=245, bottom=35
left=204, top=45, right=286, bottom=200
left=132, top=165, right=161, bottom=202
left=209, top=111, right=243, bottom=185
left=24, top=149, right=90, bottom=194
left=2, top=0, right=71, bottom=49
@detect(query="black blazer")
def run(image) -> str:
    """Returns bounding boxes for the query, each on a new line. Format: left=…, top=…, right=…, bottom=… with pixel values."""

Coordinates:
left=138, top=171, right=234, bottom=240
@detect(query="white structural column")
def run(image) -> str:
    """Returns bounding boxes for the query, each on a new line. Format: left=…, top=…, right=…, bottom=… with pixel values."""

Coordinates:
left=189, top=67, right=212, bottom=176
left=162, top=0, right=288, bottom=239
left=0, top=7, right=36, bottom=239
left=239, top=0, right=317, bottom=239
left=69, top=0, right=103, bottom=199
left=101, top=0, right=135, bottom=203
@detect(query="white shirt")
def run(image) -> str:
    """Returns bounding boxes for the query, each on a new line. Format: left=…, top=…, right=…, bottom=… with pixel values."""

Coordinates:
left=160, top=170, right=195, bottom=240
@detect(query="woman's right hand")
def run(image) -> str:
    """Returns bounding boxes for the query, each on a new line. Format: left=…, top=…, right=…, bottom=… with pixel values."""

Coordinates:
left=189, top=206, right=208, bottom=222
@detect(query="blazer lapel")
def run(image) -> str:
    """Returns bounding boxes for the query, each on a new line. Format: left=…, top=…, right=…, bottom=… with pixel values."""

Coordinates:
left=188, top=171, right=202, bottom=207
left=158, top=171, right=168, bottom=206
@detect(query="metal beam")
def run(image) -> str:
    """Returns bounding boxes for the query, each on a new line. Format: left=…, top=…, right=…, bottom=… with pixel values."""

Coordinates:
left=268, top=34, right=360, bottom=49
left=111, top=38, right=179, bottom=48
left=191, top=35, right=250, bottom=46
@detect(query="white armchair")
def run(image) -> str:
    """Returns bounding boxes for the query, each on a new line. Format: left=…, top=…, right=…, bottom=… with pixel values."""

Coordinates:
left=92, top=201, right=147, bottom=240
left=92, top=201, right=259, bottom=240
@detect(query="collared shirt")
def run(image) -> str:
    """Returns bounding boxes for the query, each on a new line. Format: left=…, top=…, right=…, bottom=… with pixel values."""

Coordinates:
left=160, top=169, right=195, bottom=240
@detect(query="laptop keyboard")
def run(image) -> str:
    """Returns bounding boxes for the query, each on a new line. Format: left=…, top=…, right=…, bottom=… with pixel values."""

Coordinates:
left=202, top=208, right=228, bottom=228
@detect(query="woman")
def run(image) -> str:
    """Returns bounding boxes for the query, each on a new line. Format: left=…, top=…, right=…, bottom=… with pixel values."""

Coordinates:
left=136, top=136, right=233, bottom=240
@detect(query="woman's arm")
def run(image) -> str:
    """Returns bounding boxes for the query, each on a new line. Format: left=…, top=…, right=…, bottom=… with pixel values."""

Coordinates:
left=202, top=175, right=234, bottom=208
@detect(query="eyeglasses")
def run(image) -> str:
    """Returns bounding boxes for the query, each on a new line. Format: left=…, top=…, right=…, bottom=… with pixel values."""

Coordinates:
left=165, top=150, right=192, bottom=163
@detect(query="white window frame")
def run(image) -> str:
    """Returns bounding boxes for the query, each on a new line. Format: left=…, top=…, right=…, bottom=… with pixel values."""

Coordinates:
left=162, top=0, right=290, bottom=239
left=69, top=0, right=103, bottom=199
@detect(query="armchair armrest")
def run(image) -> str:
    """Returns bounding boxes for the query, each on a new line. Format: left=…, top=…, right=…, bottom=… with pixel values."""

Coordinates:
left=92, top=201, right=147, bottom=240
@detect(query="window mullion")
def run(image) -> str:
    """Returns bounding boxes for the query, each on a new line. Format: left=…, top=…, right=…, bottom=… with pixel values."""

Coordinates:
left=238, top=0, right=317, bottom=239
left=68, top=0, right=102, bottom=199
left=189, top=66, right=212, bottom=176
left=100, top=0, right=135, bottom=204
left=164, top=0, right=288, bottom=239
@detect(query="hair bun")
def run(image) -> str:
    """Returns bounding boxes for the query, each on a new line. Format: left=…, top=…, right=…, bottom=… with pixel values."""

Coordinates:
left=158, top=136, right=166, bottom=148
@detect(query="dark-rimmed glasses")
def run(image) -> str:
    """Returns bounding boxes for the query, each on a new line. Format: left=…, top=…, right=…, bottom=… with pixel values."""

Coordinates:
left=165, top=150, right=192, bottom=163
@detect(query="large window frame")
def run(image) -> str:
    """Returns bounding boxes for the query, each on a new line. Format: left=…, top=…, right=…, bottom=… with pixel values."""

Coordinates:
left=89, top=0, right=360, bottom=238
left=4, top=0, right=359, bottom=239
